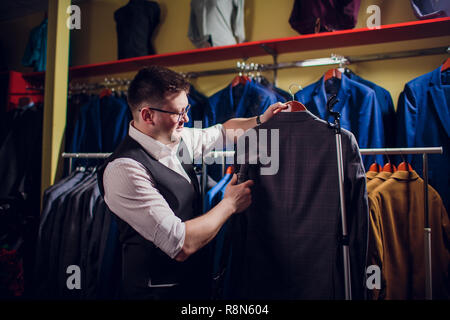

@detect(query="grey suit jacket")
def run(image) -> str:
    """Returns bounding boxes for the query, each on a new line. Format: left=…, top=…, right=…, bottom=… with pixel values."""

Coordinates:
left=229, top=110, right=369, bottom=300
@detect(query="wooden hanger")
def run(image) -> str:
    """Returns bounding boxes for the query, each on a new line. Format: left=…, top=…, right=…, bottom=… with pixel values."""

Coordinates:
left=368, top=163, right=381, bottom=173
left=231, top=74, right=250, bottom=87
left=285, top=100, right=307, bottom=111
left=324, top=68, right=342, bottom=82
left=99, top=88, right=112, bottom=98
left=398, top=162, right=413, bottom=171
left=397, top=154, right=413, bottom=172
left=441, top=58, right=450, bottom=72
left=382, top=162, right=397, bottom=173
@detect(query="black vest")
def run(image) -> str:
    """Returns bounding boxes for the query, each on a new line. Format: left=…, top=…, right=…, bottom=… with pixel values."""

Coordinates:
left=98, top=135, right=211, bottom=299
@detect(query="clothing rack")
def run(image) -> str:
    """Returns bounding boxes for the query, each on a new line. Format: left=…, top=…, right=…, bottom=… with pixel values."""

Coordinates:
left=206, top=146, right=443, bottom=300
left=184, top=46, right=449, bottom=85
left=62, top=146, right=442, bottom=299
left=62, top=152, right=111, bottom=174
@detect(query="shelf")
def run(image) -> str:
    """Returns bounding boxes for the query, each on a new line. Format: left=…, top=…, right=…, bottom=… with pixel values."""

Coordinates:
left=23, top=17, right=450, bottom=80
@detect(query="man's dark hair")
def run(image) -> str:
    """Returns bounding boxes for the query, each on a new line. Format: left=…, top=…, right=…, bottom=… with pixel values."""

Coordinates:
left=127, top=65, right=190, bottom=114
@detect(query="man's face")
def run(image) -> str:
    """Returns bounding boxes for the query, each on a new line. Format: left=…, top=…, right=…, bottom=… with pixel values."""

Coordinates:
left=151, top=91, right=189, bottom=144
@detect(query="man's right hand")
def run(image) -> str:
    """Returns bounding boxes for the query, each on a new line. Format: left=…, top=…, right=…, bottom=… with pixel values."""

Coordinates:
left=223, top=174, right=254, bottom=214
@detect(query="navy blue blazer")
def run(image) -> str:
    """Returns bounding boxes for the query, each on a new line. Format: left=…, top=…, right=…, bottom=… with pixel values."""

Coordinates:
left=186, top=85, right=208, bottom=128
left=397, top=66, right=450, bottom=212
left=295, top=74, right=385, bottom=169
left=205, top=80, right=278, bottom=127
left=346, top=71, right=396, bottom=147
left=99, top=95, right=131, bottom=152
left=70, top=96, right=102, bottom=154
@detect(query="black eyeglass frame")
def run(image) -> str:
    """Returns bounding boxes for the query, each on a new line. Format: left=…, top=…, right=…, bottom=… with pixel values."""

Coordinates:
left=139, top=104, right=191, bottom=122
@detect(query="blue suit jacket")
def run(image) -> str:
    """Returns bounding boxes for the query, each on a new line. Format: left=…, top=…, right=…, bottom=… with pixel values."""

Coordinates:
left=99, top=95, right=131, bottom=152
left=346, top=71, right=396, bottom=147
left=205, top=80, right=278, bottom=127
left=70, top=96, right=102, bottom=154
left=295, top=74, right=385, bottom=169
left=397, top=66, right=450, bottom=212
left=186, top=85, right=207, bottom=128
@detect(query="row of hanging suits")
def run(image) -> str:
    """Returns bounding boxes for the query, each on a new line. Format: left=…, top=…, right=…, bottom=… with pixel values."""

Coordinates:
left=34, top=168, right=121, bottom=299
left=199, top=63, right=448, bottom=300
left=365, top=166, right=450, bottom=300
left=66, top=91, right=132, bottom=169
left=0, top=103, right=43, bottom=298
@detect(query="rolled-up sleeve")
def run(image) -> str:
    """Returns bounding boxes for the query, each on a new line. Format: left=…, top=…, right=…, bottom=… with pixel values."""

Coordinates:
left=103, top=158, right=185, bottom=259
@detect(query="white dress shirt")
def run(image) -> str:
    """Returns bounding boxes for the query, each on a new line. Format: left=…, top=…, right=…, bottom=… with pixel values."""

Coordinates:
left=103, top=122, right=227, bottom=259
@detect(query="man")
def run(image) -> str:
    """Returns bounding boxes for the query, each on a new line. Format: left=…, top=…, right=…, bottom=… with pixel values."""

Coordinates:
left=98, top=66, right=286, bottom=300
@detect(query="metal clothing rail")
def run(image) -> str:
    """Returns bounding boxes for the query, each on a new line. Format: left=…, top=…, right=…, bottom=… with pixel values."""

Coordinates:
left=30, top=46, right=448, bottom=92
left=62, top=152, right=111, bottom=174
left=184, top=46, right=449, bottom=84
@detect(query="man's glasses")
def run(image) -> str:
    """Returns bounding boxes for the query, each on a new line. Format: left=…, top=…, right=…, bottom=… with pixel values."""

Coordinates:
left=140, top=104, right=191, bottom=122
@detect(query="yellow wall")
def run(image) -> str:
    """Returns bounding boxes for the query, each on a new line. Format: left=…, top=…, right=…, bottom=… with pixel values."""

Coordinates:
left=1, top=0, right=449, bottom=107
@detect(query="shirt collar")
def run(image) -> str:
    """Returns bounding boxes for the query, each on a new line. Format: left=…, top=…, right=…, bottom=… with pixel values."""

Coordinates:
left=128, top=121, right=179, bottom=160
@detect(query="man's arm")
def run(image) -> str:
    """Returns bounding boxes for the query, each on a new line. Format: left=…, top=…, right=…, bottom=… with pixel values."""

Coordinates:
left=221, top=102, right=287, bottom=142
left=175, top=174, right=253, bottom=261
left=222, top=102, right=286, bottom=130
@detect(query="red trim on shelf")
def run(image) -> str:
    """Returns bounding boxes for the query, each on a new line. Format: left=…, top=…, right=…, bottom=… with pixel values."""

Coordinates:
left=23, top=17, right=450, bottom=80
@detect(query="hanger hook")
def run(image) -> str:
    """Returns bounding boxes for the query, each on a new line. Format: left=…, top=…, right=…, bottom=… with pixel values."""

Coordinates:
left=385, top=152, right=391, bottom=164
left=288, top=84, right=302, bottom=101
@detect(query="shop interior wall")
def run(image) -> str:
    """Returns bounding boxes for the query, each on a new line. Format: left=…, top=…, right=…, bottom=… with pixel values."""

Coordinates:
left=1, top=0, right=449, bottom=110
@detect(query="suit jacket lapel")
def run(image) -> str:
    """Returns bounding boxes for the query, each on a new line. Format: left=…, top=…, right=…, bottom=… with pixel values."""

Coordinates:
left=429, top=68, right=450, bottom=138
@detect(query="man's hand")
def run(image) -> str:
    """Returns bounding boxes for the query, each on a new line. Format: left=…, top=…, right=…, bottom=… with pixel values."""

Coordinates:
left=223, top=174, right=254, bottom=213
left=260, top=102, right=288, bottom=124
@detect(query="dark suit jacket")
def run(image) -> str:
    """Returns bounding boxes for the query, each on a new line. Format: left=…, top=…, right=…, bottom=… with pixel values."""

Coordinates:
left=114, top=0, right=160, bottom=59
left=396, top=66, right=450, bottom=213
left=289, top=0, right=361, bottom=34
left=230, top=110, right=369, bottom=300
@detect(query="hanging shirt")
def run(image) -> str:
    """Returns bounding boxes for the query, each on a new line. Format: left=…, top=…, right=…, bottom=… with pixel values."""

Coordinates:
left=188, top=0, right=245, bottom=48
left=229, top=110, right=369, bottom=299
left=289, top=0, right=361, bottom=34
left=22, top=18, right=47, bottom=72
left=295, top=74, right=385, bottom=170
left=114, top=0, right=160, bottom=59
left=367, top=170, right=450, bottom=300
left=396, top=66, right=450, bottom=213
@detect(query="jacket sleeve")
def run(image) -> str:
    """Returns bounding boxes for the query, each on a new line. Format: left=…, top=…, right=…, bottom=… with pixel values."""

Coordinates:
left=344, top=131, right=369, bottom=299
left=366, top=193, right=386, bottom=300
left=358, top=89, right=385, bottom=169
left=232, top=0, right=246, bottom=43
left=396, top=86, right=418, bottom=161
left=188, top=0, right=211, bottom=48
